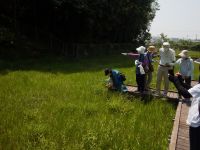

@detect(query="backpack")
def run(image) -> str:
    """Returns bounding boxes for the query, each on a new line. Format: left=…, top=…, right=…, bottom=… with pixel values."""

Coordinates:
left=119, top=73, right=126, bottom=81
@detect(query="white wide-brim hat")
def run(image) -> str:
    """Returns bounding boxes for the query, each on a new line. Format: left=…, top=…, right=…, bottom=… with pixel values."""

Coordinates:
left=136, top=46, right=146, bottom=54
left=178, top=50, right=189, bottom=58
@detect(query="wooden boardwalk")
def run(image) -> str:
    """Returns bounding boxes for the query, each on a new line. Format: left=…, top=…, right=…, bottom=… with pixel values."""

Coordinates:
left=169, top=80, right=198, bottom=150
left=126, top=85, right=179, bottom=100
left=126, top=80, right=198, bottom=150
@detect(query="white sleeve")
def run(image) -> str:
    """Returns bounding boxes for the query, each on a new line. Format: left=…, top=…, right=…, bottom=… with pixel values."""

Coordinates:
left=175, top=58, right=181, bottom=64
left=188, top=84, right=200, bottom=99
left=171, top=50, right=176, bottom=62
left=135, top=60, right=140, bottom=65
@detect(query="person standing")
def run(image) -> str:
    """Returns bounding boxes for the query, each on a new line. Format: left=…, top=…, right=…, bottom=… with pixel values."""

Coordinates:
left=135, top=46, right=148, bottom=94
left=145, top=45, right=156, bottom=91
left=168, top=74, right=200, bottom=150
left=175, top=50, right=194, bottom=86
left=155, top=42, right=176, bottom=97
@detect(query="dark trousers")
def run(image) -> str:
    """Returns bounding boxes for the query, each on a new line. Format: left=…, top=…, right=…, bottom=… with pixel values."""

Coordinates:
left=185, top=76, right=192, bottom=86
left=168, top=67, right=174, bottom=76
left=190, top=126, right=200, bottom=150
left=136, top=74, right=146, bottom=92
left=178, top=76, right=191, bottom=98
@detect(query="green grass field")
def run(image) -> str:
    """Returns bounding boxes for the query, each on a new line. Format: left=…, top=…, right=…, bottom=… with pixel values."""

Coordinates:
left=0, top=52, right=199, bottom=149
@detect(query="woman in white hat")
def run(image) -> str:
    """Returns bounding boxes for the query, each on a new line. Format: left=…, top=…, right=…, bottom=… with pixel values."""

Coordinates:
left=175, top=50, right=194, bottom=87
left=134, top=46, right=148, bottom=93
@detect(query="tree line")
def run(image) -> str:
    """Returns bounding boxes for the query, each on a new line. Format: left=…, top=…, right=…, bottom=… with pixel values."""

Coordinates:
left=0, top=0, right=159, bottom=57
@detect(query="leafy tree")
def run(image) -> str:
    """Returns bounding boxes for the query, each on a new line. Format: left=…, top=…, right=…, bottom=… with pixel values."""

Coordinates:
left=0, top=0, right=159, bottom=55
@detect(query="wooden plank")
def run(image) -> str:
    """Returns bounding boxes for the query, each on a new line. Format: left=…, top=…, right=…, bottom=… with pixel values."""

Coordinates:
left=126, top=85, right=189, bottom=100
left=175, top=101, right=191, bottom=150
left=177, top=138, right=190, bottom=145
left=178, top=132, right=189, bottom=137
left=176, top=144, right=189, bottom=150
left=171, top=92, right=177, bottom=99
left=177, top=135, right=189, bottom=140
left=169, top=102, right=182, bottom=150
left=175, top=103, right=190, bottom=148
left=176, top=143, right=189, bottom=148
left=167, top=92, right=171, bottom=97
left=191, top=80, right=198, bottom=87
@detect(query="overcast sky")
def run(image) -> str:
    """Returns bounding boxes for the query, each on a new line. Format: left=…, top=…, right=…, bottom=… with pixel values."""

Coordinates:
left=150, top=0, right=200, bottom=39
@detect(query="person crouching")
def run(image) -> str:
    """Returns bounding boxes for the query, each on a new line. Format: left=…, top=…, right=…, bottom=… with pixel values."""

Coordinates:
left=104, top=68, right=127, bottom=92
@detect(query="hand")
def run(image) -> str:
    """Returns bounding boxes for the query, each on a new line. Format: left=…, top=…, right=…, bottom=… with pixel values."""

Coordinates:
left=135, top=60, right=141, bottom=65
left=121, top=53, right=127, bottom=56
left=175, top=72, right=181, bottom=76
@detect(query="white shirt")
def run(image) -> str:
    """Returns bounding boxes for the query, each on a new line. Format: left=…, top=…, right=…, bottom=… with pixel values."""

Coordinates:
left=186, top=84, right=200, bottom=127
left=159, top=48, right=176, bottom=66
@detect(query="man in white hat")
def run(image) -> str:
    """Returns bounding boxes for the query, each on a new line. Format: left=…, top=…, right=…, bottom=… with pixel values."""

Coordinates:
left=155, top=42, right=176, bottom=96
left=175, top=50, right=194, bottom=87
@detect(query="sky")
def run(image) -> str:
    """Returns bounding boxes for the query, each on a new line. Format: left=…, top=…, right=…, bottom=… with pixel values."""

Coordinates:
left=150, top=0, right=200, bottom=39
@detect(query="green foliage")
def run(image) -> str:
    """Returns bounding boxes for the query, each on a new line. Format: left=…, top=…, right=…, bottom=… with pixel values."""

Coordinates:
left=0, top=27, right=15, bottom=45
left=0, top=55, right=176, bottom=149
left=0, top=0, right=159, bottom=44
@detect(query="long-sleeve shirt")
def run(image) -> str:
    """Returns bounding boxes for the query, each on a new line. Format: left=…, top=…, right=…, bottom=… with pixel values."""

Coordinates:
left=146, top=52, right=154, bottom=64
left=187, top=84, right=200, bottom=127
left=175, top=58, right=194, bottom=77
left=135, top=54, right=148, bottom=74
left=110, top=70, right=127, bottom=92
left=126, top=53, right=140, bottom=59
left=159, top=48, right=176, bottom=66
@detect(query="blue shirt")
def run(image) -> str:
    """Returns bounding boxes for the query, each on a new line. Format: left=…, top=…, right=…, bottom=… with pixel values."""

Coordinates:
left=175, top=58, right=194, bottom=77
left=111, top=70, right=122, bottom=90
left=111, top=70, right=127, bottom=92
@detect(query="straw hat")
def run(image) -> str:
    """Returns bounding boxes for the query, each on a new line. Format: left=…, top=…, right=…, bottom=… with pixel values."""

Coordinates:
left=147, top=46, right=156, bottom=52
left=178, top=50, right=189, bottom=58
left=136, top=46, right=146, bottom=54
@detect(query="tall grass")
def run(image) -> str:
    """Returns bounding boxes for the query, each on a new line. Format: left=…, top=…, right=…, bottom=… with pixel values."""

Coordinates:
left=0, top=54, right=188, bottom=149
